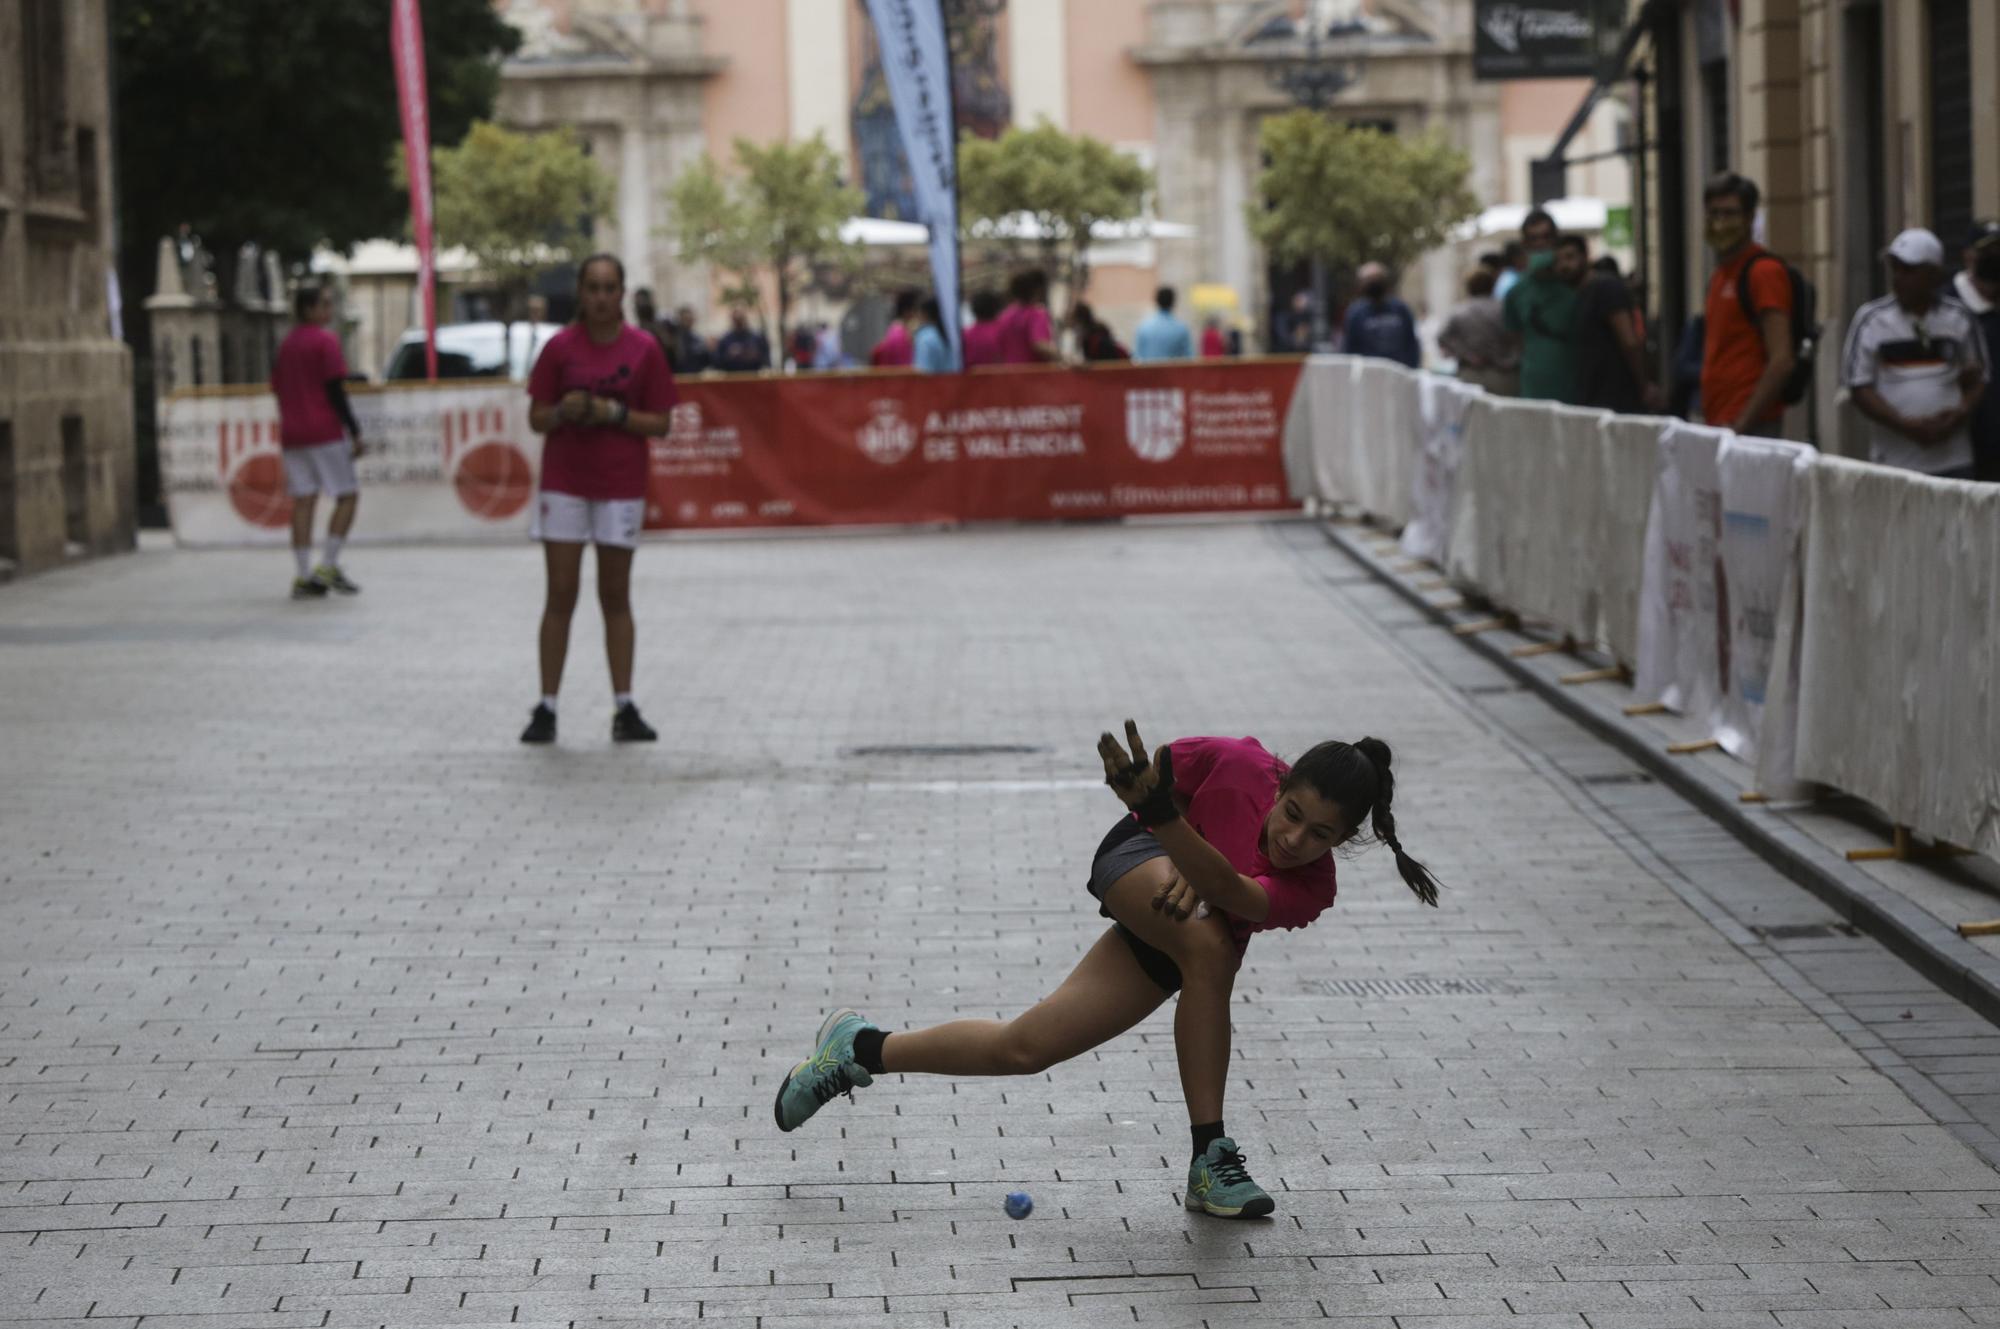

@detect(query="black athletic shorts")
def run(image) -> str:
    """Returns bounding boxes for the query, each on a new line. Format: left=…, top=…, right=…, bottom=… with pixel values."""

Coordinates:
left=1086, top=816, right=1184, bottom=994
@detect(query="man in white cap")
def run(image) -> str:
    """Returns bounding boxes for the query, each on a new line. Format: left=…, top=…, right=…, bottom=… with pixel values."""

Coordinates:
left=1840, top=228, right=1989, bottom=478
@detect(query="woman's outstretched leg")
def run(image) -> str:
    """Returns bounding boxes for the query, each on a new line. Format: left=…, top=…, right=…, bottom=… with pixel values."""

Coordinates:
left=773, top=927, right=1169, bottom=1131
left=880, top=928, right=1171, bottom=1076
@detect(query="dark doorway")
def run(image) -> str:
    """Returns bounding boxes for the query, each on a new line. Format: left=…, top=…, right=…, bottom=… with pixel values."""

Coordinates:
left=62, top=415, right=87, bottom=548
left=1928, top=0, right=1972, bottom=252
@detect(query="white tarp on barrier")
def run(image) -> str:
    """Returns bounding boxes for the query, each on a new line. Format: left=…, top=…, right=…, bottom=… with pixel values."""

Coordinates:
left=1795, top=459, right=2000, bottom=856
left=1463, top=396, right=1607, bottom=641
left=1444, top=392, right=1498, bottom=588
left=162, top=384, right=540, bottom=546
left=1634, top=422, right=1727, bottom=715
left=1281, top=355, right=1358, bottom=504
left=1352, top=360, right=1422, bottom=526
left=1400, top=374, right=1480, bottom=566
left=1713, top=434, right=1814, bottom=777
left=1596, top=414, right=1669, bottom=667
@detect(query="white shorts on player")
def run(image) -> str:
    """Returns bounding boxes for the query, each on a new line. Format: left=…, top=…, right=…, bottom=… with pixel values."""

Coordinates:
left=281, top=440, right=358, bottom=498
left=531, top=491, right=644, bottom=548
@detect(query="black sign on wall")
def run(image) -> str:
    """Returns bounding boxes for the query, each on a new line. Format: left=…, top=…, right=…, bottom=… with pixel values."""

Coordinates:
left=1474, top=1, right=1623, bottom=80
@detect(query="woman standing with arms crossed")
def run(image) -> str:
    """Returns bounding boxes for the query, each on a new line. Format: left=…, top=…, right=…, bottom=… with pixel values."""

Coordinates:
left=773, top=721, right=1441, bottom=1219
left=519, top=255, right=678, bottom=744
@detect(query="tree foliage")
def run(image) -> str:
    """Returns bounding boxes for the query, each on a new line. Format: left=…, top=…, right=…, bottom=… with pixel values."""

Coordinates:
left=664, top=135, right=863, bottom=339
left=1248, top=112, right=1479, bottom=276
left=426, top=122, right=616, bottom=319
left=113, top=0, right=520, bottom=278
left=957, top=122, right=1152, bottom=300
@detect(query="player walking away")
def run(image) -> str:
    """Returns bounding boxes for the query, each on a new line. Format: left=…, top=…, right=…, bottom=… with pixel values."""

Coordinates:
left=519, top=254, right=678, bottom=746
left=270, top=286, right=364, bottom=599
left=772, top=721, right=1441, bottom=1220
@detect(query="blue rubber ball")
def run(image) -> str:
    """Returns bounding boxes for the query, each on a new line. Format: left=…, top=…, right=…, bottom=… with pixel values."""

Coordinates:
left=1004, top=1190, right=1033, bottom=1219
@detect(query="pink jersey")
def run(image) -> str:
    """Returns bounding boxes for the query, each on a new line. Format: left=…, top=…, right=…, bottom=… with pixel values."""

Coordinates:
left=961, top=320, right=1004, bottom=368
left=270, top=325, right=350, bottom=447
left=996, top=303, right=1053, bottom=365
left=870, top=322, right=914, bottom=368
left=1167, top=735, right=1338, bottom=948
left=527, top=324, right=678, bottom=501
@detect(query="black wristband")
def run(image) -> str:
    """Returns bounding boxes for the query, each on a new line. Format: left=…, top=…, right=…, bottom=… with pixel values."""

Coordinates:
left=1132, top=784, right=1180, bottom=829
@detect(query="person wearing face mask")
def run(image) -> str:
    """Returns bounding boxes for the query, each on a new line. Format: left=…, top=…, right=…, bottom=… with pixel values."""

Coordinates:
left=1953, top=221, right=2000, bottom=481
left=1339, top=262, right=1422, bottom=368
left=1503, top=231, right=1587, bottom=403
left=1699, top=173, right=1795, bottom=436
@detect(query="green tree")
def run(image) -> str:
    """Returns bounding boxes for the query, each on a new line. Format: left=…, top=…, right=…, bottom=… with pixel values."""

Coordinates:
left=664, top=135, right=862, bottom=341
left=957, top=121, right=1152, bottom=300
left=426, top=122, right=616, bottom=325
left=114, top=0, right=520, bottom=278
left=1248, top=112, right=1479, bottom=279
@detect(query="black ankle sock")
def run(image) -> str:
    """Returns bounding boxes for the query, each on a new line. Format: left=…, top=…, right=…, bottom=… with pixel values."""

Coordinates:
left=1191, top=1121, right=1226, bottom=1159
left=853, top=1027, right=888, bottom=1075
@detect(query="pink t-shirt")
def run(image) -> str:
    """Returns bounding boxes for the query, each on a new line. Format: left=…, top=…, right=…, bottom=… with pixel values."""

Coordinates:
left=270, top=325, right=350, bottom=447
left=527, top=324, right=678, bottom=501
left=996, top=303, right=1053, bottom=365
left=1167, top=735, right=1338, bottom=949
left=961, top=320, right=1003, bottom=368
left=870, top=322, right=914, bottom=368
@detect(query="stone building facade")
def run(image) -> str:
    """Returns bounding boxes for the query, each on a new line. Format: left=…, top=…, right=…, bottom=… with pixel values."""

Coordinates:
left=0, top=0, right=135, bottom=576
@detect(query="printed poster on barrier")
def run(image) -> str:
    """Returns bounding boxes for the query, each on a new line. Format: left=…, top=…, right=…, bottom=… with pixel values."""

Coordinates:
left=1712, top=435, right=1812, bottom=773
left=1400, top=374, right=1476, bottom=566
left=1633, top=422, right=1726, bottom=717
left=161, top=385, right=540, bottom=546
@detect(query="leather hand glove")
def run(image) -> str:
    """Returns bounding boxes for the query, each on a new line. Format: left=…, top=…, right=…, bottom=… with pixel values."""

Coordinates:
left=1097, top=719, right=1180, bottom=828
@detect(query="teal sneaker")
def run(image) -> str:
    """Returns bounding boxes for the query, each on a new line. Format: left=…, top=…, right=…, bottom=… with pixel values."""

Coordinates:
left=773, top=1008, right=876, bottom=1132
left=1184, top=1138, right=1276, bottom=1218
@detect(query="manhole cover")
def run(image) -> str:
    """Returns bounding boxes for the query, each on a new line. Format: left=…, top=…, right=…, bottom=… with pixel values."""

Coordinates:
left=1300, top=977, right=1506, bottom=997
left=844, top=743, right=1046, bottom=758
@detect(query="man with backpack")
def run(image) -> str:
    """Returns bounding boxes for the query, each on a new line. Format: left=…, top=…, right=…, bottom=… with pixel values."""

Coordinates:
left=1700, top=173, right=1808, bottom=436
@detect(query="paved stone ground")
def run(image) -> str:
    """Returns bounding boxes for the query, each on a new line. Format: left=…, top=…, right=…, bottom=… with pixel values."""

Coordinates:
left=3, top=521, right=1999, bottom=1329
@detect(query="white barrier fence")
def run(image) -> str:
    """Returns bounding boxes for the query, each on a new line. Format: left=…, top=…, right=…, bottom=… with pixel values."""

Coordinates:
left=161, top=383, right=542, bottom=546
left=1284, top=354, right=1999, bottom=859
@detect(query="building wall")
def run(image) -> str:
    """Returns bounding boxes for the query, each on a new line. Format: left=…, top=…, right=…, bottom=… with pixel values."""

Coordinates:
left=0, top=0, right=136, bottom=576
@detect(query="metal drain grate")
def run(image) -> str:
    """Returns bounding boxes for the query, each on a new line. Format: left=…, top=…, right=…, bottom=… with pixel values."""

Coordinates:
left=1301, top=977, right=1506, bottom=997
left=1575, top=771, right=1656, bottom=786
left=844, top=743, right=1046, bottom=758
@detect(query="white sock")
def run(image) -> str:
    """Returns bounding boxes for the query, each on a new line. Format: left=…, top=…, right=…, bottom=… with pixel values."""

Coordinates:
left=613, top=692, right=633, bottom=709
left=321, top=534, right=344, bottom=569
left=540, top=695, right=558, bottom=714
left=294, top=546, right=312, bottom=578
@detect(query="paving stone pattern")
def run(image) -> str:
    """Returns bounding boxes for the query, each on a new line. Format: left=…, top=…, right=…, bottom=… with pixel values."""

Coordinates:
left=3, top=524, right=1999, bottom=1328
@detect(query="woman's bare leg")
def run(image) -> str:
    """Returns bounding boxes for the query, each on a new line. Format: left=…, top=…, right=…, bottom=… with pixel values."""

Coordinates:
left=881, top=928, right=1170, bottom=1077
left=1094, top=859, right=1242, bottom=1126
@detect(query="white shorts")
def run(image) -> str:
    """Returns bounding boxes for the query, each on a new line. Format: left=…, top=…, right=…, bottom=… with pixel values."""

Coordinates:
left=281, top=440, right=358, bottom=498
left=532, top=491, right=644, bottom=548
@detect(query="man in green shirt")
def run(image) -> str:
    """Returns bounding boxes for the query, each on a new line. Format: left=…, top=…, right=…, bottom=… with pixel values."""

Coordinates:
left=1503, top=234, right=1588, bottom=403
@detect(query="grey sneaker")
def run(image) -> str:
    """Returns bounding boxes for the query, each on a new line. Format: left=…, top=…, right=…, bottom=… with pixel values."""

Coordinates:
left=773, top=1009, right=876, bottom=1132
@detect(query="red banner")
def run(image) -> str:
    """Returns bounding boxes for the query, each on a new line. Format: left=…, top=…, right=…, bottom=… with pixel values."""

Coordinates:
left=645, top=360, right=1303, bottom=529
left=390, top=0, right=437, bottom=382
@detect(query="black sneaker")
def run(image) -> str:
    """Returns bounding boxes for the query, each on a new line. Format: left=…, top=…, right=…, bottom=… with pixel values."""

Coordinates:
left=315, top=564, right=361, bottom=594
left=291, top=575, right=328, bottom=600
left=611, top=702, right=657, bottom=743
left=520, top=704, right=557, bottom=744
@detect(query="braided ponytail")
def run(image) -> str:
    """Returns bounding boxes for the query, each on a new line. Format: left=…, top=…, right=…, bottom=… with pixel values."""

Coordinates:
left=1287, top=737, right=1441, bottom=907
left=1353, top=738, right=1439, bottom=907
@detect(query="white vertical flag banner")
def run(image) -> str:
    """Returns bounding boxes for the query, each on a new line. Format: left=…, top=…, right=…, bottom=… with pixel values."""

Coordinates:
left=863, top=0, right=961, bottom=359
